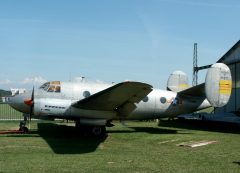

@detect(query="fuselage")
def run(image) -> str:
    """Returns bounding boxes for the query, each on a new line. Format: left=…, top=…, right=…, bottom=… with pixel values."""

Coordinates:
left=9, top=81, right=211, bottom=121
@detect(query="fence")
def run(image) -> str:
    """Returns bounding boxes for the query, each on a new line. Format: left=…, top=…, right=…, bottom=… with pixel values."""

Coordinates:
left=0, top=103, right=23, bottom=120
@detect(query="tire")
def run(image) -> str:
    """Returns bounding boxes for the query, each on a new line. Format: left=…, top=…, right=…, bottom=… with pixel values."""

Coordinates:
left=19, top=127, right=29, bottom=133
left=92, top=126, right=106, bottom=137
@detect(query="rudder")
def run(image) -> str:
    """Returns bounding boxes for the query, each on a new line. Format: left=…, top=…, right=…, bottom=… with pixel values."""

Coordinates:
left=167, top=71, right=189, bottom=92
left=205, top=63, right=232, bottom=107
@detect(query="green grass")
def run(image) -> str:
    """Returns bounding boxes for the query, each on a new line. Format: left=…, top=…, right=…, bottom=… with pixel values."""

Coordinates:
left=197, top=107, right=214, bottom=113
left=0, top=120, right=240, bottom=173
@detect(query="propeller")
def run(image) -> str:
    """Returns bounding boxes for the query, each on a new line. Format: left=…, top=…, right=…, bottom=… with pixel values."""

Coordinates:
left=30, top=87, right=34, bottom=120
left=24, top=87, right=34, bottom=129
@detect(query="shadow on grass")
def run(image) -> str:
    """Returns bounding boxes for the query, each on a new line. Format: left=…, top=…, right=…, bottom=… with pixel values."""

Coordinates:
left=159, top=119, right=240, bottom=134
left=38, top=122, right=186, bottom=154
left=233, top=161, right=240, bottom=165
left=37, top=123, right=107, bottom=154
left=108, top=126, right=188, bottom=135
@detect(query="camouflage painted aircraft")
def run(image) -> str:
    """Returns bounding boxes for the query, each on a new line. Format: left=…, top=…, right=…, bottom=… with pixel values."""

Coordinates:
left=9, top=63, right=232, bottom=136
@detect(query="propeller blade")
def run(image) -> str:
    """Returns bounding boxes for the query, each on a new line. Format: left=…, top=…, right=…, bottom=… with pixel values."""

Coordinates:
left=29, top=87, right=34, bottom=130
left=31, top=87, right=34, bottom=101
left=30, top=87, right=34, bottom=120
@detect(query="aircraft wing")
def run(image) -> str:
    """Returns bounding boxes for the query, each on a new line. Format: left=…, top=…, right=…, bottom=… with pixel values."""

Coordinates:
left=72, top=81, right=152, bottom=113
left=177, top=83, right=205, bottom=97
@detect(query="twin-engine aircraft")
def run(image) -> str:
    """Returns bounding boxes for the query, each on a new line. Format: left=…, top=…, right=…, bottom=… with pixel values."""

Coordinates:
left=9, top=63, right=232, bottom=136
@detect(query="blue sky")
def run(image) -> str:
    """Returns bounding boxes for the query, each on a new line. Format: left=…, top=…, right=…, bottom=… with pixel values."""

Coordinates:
left=0, top=0, right=239, bottom=90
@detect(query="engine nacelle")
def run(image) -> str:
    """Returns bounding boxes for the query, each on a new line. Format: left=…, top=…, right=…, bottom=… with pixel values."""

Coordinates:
left=205, top=63, right=232, bottom=107
left=167, top=71, right=189, bottom=92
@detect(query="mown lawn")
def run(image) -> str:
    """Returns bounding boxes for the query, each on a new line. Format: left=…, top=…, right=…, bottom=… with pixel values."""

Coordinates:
left=0, top=120, right=240, bottom=173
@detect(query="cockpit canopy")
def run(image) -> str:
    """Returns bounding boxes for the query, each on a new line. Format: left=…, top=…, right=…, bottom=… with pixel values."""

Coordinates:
left=40, top=81, right=61, bottom=93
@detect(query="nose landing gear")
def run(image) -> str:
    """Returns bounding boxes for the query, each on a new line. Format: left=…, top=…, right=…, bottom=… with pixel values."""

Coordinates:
left=19, top=114, right=29, bottom=133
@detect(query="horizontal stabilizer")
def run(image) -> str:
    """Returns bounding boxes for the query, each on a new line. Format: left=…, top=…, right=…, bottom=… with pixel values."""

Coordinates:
left=178, top=83, right=205, bottom=97
left=178, top=63, right=232, bottom=108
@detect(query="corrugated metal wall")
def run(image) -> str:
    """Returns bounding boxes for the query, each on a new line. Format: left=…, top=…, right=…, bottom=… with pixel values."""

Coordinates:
left=216, top=47, right=240, bottom=113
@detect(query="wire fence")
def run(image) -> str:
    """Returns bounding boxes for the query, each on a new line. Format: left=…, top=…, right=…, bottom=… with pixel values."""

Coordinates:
left=0, top=103, right=23, bottom=120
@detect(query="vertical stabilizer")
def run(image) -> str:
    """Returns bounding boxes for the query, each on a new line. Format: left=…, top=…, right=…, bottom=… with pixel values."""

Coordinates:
left=167, top=71, right=189, bottom=92
left=205, top=63, right=232, bottom=107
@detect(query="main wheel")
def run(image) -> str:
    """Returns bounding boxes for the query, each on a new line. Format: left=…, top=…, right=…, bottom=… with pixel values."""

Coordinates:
left=92, top=126, right=106, bottom=137
left=75, top=119, right=81, bottom=128
left=19, top=126, right=29, bottom=134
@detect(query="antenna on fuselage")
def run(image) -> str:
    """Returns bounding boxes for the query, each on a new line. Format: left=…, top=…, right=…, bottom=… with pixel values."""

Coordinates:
left=73, top=76, right=86, bottom=82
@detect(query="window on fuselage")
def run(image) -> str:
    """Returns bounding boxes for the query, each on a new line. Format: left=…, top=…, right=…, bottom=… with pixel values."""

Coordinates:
left=39, top=81, right=61, bottom=93
left=160, top=97, right=167, bottom=104
left=142, top=96, right=149, bottom=102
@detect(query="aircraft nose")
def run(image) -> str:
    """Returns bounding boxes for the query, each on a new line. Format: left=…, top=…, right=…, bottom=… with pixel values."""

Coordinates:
left=9, top=92, right=32, bottom=114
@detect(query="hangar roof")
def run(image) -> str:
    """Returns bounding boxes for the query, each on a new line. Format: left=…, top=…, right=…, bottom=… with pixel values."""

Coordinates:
left=217, top=40, right=240, bottom=65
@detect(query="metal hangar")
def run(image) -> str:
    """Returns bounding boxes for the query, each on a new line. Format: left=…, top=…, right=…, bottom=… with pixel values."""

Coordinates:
left=215, top=40, right=240, bottom=115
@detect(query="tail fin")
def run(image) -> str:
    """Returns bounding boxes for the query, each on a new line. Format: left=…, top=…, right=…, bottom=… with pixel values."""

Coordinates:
left=205, top=63, right=232, bottom=107
left=167, top=71, right=189, bottom=92
left=177, top=63, right=232, bottom=108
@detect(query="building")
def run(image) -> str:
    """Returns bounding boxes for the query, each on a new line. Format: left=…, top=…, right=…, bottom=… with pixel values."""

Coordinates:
left=215, top=40, right=240, bottom=115
left=1, top=97, right=6, bottom=103
left=10, top=88, right=26, bottom=96
left=0, top=89, right=11, bottom=103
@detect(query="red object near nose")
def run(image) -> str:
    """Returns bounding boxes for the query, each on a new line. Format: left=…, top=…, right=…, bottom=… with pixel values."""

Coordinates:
left=24, top=99, right=33, bottom=106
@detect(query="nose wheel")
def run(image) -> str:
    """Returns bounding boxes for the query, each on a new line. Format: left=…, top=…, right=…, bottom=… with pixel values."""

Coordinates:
left=19, top=121, right=29, bottom=133
left=19, top=114, right=29, bottom=133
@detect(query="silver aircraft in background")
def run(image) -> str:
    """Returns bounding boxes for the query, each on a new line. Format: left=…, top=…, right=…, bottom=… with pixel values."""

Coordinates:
left=9, top=63, right=232, bottom=136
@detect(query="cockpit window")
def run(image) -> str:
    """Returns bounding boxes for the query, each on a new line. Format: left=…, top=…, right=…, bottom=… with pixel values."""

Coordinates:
left=40, top=82, right=50, bottom=90
left=39, top=81, right=61, bottom=93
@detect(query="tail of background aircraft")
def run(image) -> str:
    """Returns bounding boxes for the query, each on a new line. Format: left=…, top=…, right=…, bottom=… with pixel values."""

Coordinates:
left=167, top=63, right=232, bottom=108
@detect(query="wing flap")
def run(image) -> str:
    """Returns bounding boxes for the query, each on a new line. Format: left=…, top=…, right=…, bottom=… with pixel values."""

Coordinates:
left=72, top=81, right=152, bottom=111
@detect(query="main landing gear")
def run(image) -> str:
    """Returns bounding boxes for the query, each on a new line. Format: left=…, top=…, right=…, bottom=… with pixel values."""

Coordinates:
left=75, top=120, right=107, bottom=137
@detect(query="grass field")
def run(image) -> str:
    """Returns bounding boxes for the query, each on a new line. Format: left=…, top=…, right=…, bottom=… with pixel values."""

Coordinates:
left=0, top=120, right=240, bottom=173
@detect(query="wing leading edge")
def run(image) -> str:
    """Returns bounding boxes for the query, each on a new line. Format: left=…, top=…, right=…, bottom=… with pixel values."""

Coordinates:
left=72, top=81, right=153, bottom=114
